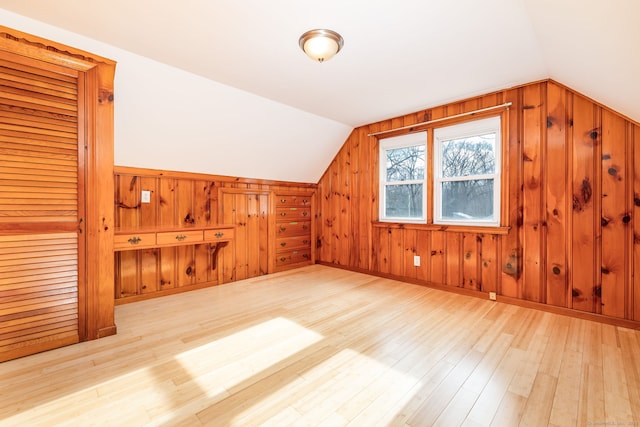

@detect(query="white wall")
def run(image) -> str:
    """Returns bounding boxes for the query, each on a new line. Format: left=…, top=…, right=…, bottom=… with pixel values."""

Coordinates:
left=0, top=9, right=352, bottom=183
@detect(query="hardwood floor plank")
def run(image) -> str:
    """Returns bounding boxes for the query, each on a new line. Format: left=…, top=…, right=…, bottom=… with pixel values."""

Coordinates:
left=465, top=347, right=525, bottom=426
left=518, top=373, right=557, bottom=426
left=602, top=343, right=635, bottom=424
left=488, top=391, right=526, bottom=427
left=548, top=349, right=582, bottom=426
left=0, top=264, right=639, bottom=426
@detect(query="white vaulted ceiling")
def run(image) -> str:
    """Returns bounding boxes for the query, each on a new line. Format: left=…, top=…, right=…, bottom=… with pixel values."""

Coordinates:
left=0, top=0, right=638, bottom=182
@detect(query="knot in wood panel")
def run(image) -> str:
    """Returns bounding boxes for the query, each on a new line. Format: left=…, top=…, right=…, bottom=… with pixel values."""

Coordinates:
left=572, top=178, right=593, bottom=212
left=593, top=286, right=602, bottom=298
left=183, top=213, right=196, bottom=224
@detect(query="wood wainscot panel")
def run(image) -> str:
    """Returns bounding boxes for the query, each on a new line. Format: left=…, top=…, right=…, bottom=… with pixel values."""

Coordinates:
left=114, top=225, right=233, bottom=304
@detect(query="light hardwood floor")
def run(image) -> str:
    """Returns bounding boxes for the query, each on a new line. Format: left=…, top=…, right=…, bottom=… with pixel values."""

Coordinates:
left=2, top=265, right=639, bottom=426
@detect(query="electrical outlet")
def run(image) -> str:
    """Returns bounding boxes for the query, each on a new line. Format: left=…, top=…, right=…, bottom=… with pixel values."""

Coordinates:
left=413, top=255, right=421, bottom=267
left=141, top=190, right=151, bottom=203
left=489, top=292, right=497, bottom=301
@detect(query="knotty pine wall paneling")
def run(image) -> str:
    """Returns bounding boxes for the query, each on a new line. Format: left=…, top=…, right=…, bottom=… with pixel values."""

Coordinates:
left=571, top=95, right=599, bottom=313
left=545, top=83, right=569, bottom=308
left=522, top=84, right=545, bottom=303
left=501, top=87, right=523, bottom=299
left=600, top=110, right=629, bottom=319
left=114, top=168, right=314, bottom=302
left=316, top=79, right=640, bottom=328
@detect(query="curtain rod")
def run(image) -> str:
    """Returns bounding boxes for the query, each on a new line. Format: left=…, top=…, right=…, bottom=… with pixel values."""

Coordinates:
left=367, top=102, right=512, bottom=137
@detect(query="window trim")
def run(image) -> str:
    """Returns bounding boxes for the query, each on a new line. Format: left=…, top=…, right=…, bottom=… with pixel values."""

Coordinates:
left=433, top=116, right=501, bottom=227
left=378, top=131, right=427, bottom=223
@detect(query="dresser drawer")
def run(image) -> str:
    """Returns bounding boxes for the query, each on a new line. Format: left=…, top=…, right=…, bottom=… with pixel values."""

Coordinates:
left=156, top=230, right=203, bottom=245
left=276, top=207, right=311, bottom=221
left=276, top=221, right=311, bottom=237
left=114, top=233, right=156, bottom=250
left=275, top=249, right=311, bottom=267
left=204, top=228, right=235, bottom=242
left=275, top=194, right=312, bottom=207
left=276, top=235, right=312, bottom=252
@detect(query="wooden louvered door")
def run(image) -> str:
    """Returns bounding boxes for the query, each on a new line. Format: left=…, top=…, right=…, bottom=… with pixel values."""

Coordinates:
left=0, top=50, right=85, bottom=361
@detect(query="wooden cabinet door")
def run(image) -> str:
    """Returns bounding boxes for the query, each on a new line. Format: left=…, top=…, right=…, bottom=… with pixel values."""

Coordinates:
left=0, top=51, right=84, bottom=361
left=220, top=190, right=269, bottom=281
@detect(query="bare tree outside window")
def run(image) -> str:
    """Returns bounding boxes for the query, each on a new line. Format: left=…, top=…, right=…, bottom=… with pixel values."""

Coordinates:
left=385, top=145, right=425, bottom=218
left=440, top=134, right=495, bottom=219
left=434, top=116, right=501, bottom=226
left=379, top=117, right=500, bottom=226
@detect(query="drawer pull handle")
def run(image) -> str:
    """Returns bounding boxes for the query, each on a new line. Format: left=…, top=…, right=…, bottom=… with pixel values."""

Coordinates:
left=302, top=211, right=309, bottom=217
left=280, top=257, right=287, bottom=262
left=128, top=237, right=141, bottom=244
left=280, top=212, right=287, bottom=217
left=302, top=199, right=309, bottom=204
left=302, top=240, right=309, bottom=244
left=302, top=225, right=309, bottom=230
left=176, top=234, right=187, bottom=241
left=280, top=199, right=287, bottom=203
left=303, top=254, right=310, bottom=259
left=280, top=242, right=286, bottom=247
left=214, top=232, right=224, bottom=238
left=279, top=226, right=287, bottom=232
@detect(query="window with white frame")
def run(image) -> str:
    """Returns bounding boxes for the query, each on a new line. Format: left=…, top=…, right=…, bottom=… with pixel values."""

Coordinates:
left=379, top=132, right=426, bottom=222
left=433, top=116, right=501, bottom=226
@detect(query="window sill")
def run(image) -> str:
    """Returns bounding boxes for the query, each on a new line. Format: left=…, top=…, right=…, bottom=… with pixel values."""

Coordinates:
left=372, top=221, right=511, bottom=235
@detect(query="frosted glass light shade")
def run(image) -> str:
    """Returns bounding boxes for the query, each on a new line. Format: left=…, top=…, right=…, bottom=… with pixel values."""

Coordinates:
left=299, top=29, right=344, bottom=62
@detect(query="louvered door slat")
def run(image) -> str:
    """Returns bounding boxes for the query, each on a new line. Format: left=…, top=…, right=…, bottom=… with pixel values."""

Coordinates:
left=0, top=89, right=77, bottom=112
left=0, top=95, right=77, bottom=117
left=0, top=178, right=76, bottom=189
left=0, top=152, right=77, bottom=167
left=0, top=315, right=77, bottom=342
left=0, top=76, right=78, bottom=100
left=0, top=108, right=77, bottom=128
left=0, top=136, right=76, bottom=154
left=0, top=122, right=77, bottom=139
left=0, top=308, right=76, bottom=332
left=0, top=50, right=82, bottom=361
left=0, top=111, right=77, bottom=132
left=0, top=104, right=76, bottom=124
left=1, top=161, right=78, bottom=175
left=0, top=52, right=79, bottom=82
left=0, top=171, right=77, bottom=183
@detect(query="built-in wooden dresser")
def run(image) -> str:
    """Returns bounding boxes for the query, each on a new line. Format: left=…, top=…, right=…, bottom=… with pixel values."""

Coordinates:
left=114, top=225, right=234, bottom=303
left=272, top=192, right=315, bottom=272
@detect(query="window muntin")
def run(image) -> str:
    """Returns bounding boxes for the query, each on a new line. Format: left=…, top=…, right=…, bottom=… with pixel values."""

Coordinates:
left=434, top=116, right=501, bottom=226
left=379, top=132, right=426, bottom=222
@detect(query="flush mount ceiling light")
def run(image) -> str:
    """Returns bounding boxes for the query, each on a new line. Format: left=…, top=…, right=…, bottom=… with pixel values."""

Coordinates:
left=298, top=29, right=344, bottom=63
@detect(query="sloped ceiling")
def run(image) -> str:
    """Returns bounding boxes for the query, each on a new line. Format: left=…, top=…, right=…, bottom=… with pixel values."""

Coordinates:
left=0, top=0, right=638, bottom=182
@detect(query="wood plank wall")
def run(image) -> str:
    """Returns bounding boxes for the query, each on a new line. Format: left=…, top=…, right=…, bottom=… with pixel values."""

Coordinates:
left=316, top=80, right=640, bottom=325
left=114, top=167, right=315, bottom=297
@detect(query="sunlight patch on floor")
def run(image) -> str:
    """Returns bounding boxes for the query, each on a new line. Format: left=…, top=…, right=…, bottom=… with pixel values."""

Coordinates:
left=230, top=347, right=422, bottom=426
left=174, top=317, right=325, bottom=394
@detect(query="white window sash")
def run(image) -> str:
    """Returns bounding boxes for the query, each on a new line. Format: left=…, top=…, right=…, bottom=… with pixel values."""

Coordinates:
left=433, top=116, right=501, bottom=226
left=379, top=132, right=427, bottom=222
